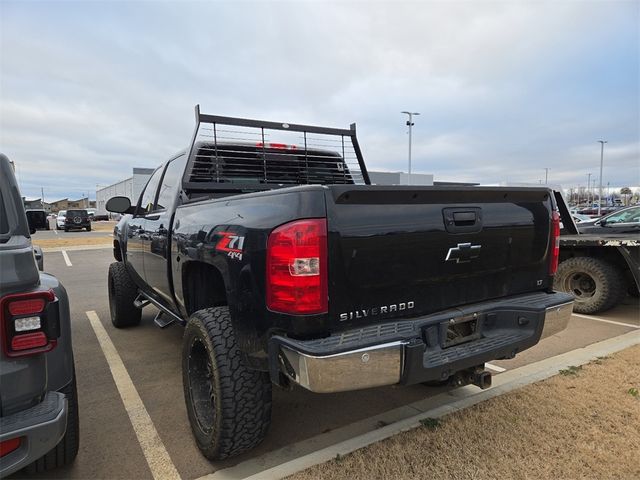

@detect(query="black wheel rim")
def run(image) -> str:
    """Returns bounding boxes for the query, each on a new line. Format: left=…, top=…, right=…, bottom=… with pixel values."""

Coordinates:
left=565, top=272, right=596, bottom=300
left=187, top=337, right=216, bottom=434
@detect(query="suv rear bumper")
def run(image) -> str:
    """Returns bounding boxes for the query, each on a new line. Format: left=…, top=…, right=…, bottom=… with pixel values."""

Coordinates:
left=64, top=222, right=90, bottom=229
left=269, top=291, right=573, bottom=393
left=0, top=391, right=67, bottom=477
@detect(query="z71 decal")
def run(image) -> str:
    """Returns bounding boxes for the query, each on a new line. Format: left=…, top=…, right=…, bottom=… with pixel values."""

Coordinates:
left=215, top=232, right=245, bottom=261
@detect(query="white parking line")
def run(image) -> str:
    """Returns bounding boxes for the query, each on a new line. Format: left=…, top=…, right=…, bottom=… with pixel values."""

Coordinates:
left=61, top=250, right=72, bottom=267
left=485, top=363, right=506, bottom=373
left=86, top=311, right=181, bottom=480
left=54, top=229, right=58, bottom=235
left=572, top=313, right=639, bottom=329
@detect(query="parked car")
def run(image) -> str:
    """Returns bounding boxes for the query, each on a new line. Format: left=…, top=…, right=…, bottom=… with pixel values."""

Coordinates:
left=572, top=213, right=592, bottom=223
left=55, top=210, right=67, bottom=230
left=106, top=107, right=573, bottom=461
left=24, top=209, right=50, bottom=230
left=0, top=153, right=79, bottom=477
left=63, top=209, right=91, bottom=232
left=576, top=206, right=640, bottom=234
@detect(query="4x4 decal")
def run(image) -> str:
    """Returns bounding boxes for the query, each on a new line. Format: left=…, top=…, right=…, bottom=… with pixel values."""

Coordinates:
left=215, top=232, right=245, bottom=260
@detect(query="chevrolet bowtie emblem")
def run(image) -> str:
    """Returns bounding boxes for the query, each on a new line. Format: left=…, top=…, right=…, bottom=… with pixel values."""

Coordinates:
left=445, top=243, right=481, bottom=263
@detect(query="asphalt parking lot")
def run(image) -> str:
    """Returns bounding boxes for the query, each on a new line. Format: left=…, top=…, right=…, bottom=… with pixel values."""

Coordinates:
left=14, top=246, right=640, bottom=480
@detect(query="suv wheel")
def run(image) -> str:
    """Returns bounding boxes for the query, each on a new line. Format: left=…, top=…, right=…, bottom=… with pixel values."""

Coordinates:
left=108, top=262, right=141, bottom=327
left=182, top=306, right=272, bottom=460
left=555, top=257, right=625, bottom=314
left=26, top=369, right=80, bottom=473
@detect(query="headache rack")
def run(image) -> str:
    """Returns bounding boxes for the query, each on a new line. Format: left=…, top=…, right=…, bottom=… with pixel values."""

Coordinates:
left=182, top=105, right=371, bottom=196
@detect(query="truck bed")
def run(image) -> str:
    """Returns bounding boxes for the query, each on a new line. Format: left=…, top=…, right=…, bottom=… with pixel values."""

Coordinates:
left=560, top=234, right=640, bottom=247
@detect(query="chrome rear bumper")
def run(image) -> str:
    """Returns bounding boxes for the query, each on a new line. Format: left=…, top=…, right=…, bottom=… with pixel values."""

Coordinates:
left=540, top=301, right=573, bottom=339
left=280, top=341, right=404, bottom=393
left=274, top=294, right=574, bottom=394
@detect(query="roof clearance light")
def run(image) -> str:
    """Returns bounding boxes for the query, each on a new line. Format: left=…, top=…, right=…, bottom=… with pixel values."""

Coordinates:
left=256, top=142, right=297, bottom=150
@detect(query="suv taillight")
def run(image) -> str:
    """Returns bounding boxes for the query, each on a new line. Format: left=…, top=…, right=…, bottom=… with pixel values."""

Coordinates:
left=266, top=218, right=328, bottom=315
left=549, top=211, right=560, bottom=275
left=1, top=290, right=58, bottom=357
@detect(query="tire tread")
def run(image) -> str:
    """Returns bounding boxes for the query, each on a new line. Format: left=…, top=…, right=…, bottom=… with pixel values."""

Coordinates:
left=555, top=257, right=625, bottom=314
left=183, top=307, right=272, bottom=460
left=108, top=262, right=141, bottom=327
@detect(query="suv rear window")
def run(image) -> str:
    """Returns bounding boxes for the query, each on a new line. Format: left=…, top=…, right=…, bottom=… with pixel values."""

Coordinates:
left=67, top=210, right=88, bottom=217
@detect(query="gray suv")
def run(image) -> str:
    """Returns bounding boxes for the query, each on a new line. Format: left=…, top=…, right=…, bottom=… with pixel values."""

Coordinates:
left=0, top=153, right=78, bottom=476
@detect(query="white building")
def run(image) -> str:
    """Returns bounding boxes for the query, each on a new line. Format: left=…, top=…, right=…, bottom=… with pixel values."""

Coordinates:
left=96, top=167, right=154, bottom=215
left=369, top=171, right=434, bottom=186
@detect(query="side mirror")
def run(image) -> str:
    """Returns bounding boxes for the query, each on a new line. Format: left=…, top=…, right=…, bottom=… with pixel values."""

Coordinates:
left=106, top=196, right=133, bottom=214
left=599, top=218, right=607, bottom=227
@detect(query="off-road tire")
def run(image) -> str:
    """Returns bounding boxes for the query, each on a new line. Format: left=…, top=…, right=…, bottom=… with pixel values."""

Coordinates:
left=25, top=371, right=80, bottom=473
left=108, top=262, right=141, bottom=327
left=182, top=307, right=272, bottom=460
left=555, top=257, right=625, bottom=314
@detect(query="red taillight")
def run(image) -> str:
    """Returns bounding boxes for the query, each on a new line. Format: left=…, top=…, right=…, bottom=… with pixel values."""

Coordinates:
left=549, top=211, right=560, bottom=275
left=1, top=290, right=56, bottom=357
left=266, top=218, right=328, bottom=315
left=8, top=298, right=45, bottom=316
left=11, top=332, right=48, bottom=351
left=0, top=437, right=21, bottom=457
left=256, top=142, right=297, bottom=150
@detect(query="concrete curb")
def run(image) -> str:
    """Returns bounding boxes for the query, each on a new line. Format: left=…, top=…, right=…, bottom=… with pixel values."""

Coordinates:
left=205, top=330, right=640, bottom=480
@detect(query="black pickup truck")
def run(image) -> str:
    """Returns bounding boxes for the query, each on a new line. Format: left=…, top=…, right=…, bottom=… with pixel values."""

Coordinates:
left=106, top=106, right=573, bottom=460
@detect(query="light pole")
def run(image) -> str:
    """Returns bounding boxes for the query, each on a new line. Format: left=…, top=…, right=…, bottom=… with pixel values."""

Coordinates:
left=401, top=111, right=420, bottom=185
left=598, top=140, right=607, bottom=216
left=544, top=168, right=549, bottom=184
left=586, top=173, right=592, bottom=205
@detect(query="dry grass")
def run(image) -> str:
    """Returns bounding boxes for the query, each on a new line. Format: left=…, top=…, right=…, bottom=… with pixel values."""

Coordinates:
left=291, top=345, right=640, bottom=480
left=90, top=221, right=117, bottom=232
left=35, top=237, right=113, bottom=249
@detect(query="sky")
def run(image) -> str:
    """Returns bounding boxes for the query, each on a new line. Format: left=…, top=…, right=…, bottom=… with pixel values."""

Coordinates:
left=1, top=0, right=638, bottom=201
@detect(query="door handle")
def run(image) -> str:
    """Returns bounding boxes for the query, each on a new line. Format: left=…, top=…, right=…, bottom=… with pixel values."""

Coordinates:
left=453, top=212, right=477, bottom=224
left=442, top=207, right=483, bottom=234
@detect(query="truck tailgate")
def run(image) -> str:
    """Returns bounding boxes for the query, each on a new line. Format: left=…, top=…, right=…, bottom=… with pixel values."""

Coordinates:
left=325, top=186, right=554, bottom=329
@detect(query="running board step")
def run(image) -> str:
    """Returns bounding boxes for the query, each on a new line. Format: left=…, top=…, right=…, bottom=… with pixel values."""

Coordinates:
left=133, top=294, right=150, bottom=309
left=154, top=311, right=175, bottom=329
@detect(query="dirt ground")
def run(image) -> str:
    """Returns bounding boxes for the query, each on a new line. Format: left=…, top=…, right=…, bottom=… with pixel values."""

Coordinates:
left=291, top=345, right=640, bottom=480
left=89, top=221, right=117, bottom=232
left=35, top=236, right=113, bottom=248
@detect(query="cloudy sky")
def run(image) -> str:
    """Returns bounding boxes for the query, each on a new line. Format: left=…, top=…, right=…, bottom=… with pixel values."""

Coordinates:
left=1, top=0, right=638, bottom=201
